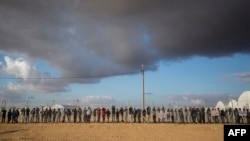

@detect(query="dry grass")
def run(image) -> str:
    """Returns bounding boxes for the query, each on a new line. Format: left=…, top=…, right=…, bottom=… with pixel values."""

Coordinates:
left=0, top=123, right=223, bottom=141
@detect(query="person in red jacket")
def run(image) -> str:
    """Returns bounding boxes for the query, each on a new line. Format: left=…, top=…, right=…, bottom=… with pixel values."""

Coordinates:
left=102, top=107, right=106, bottom=123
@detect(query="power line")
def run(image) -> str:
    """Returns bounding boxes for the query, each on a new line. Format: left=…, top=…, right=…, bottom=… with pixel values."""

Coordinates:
left=0, top=71, right=140, bottom=80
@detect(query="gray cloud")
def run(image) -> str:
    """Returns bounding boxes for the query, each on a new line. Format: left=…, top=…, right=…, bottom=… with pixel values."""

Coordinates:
left=159, top=93, right=239, bottom=107
left=0, top=0, right=250, bottom=92
left=231, top=72, right=250, bottom=83
left=0, top=87, right=26, bottom=106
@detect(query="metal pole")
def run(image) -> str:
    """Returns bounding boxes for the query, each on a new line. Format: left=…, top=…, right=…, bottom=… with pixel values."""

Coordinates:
left=77, top=98, right=79, bottom=108
left=142, top=64, right=145, bottom=110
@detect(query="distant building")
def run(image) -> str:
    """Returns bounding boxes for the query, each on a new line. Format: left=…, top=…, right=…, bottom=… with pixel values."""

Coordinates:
left=237, top=91, right=250, bottom=109
left=215, top=100, right=227, bottom=110
left=227, top=99, right=238, bottom=109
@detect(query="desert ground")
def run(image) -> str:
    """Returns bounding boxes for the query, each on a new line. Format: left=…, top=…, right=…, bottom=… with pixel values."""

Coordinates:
left=0, top=123, right=223, bottom=141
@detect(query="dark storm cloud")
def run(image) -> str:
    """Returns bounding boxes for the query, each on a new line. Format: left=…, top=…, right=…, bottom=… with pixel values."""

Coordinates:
left=0, top=0, right=250, bottom=90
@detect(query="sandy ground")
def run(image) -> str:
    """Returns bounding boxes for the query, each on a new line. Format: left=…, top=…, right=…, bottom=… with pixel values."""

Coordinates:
left=0, top=123, right=223, bottom=141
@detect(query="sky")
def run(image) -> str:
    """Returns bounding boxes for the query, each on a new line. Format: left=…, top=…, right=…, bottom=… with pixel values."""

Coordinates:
left=0, top=0, right=250, bottom=108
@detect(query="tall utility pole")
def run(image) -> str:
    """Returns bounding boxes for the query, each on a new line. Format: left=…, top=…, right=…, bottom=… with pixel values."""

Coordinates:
left=141, top=64, right=145, bottom=110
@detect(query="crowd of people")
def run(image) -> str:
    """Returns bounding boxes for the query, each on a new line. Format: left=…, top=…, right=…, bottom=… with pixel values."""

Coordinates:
left=1, top=105, right=250, bottom=124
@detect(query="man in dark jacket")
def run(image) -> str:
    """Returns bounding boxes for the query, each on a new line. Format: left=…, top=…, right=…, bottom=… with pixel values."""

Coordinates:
left=137, top=108, right=141, bottom=123
left=120, top=107, right=124, bottom=122
left=7, top=109, right=12, bottom=123
left=133, top=108, right=137, bottom=123
left=116, top=109, right=119, bottom=123
left=152, top=107, right=156, bottom=123
left=1, top=108, right=7, bottom=123
left=200, top=107, right=205, bottom=123
left=73, top=108, right=77, bottom=123
left=111, top=105, right=116, bottom=123
left=106, top=109, right=110, bottom=122
left=191, top=107, right=197, bottom=123
left=146, top=106, right=151, bottom=123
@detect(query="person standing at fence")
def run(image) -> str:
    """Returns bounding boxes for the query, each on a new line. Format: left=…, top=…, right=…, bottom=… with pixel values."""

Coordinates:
left=129, top=106, right=133, bottom=123
left=20, top=108, right=25, bottom=123
left=142, top=108, right=146, bottom=123
left=40, top=109, right=44, bottom=123
left=206, top=108, right=211, bottom=123
left=112, top=105, right=116, bottom=123
left=86, top=107, right=91, bottom=123
left=1, top=108, right=7, bottom=123
left=57, top=109, right=61, bottom=122
left=152, top=107, right=156, bottom=123
left=161, top=107, right=165, bottom=123
left=137, top=108, right=142, bottom=123
left=30, top=108, right=35, bottom=123
left=157, top=107, right=161, bottom=123
left=7, top=109, right=11, bottom=123
left=170, top=108, right=174, bottom=123
left=78, top=107, right=82, bottom=123
left=191, top=107, right=196, bottom=123
left=120, top=107, right=124, bottom=122
left=243, top=108, right=247, bottom=124
left=174, top=109, right=179, bottom=123
left=214, top=108, right=219, bottom=123
left=83, top=107, right=87, bottom=122
left=85, top=107, right=88, bottom=123
left=62, top=109, right=66, bottom=123
left=229, top=108, right=234, bottom=123
left=73, top=108, right=77, bottom=123
left=200, top=107, right=205, bottom=123
left=31, top=108, right=35, bottom=123
left=26, top=107, right=30, bottom=123
left=184, top=108, right=188, bottom=123
left=124, top=106, right=128, bottom=123
left=234, top=108, right=239, bottom=124
left=52, top=109, right=57, bottom=123
left=96, top=107, right=101, bottom=123
left=102, top=107, right=106, bottom=123
left=211, top=108, right=215, bottom=123
left=179, top=108, right=184, bottom=124
left=35, top=107, right=40, bottom=123
left=106, top=108, right=110, bottom=122
left=67, top=109, right=71, bottom=122
left=196, top=108, right=201, bottom=123
left=146, top=106, right=151, bottom=123
left=11, top=109, right=17, bottom=124
left=238, top=108, right=244, bottom=124
left=220, top=109, right=225, bottom=123
left=93, top=108, right=96, bottom=122
left=166, top=108, right=170, bottom=123
left=225, top=109, right=229, bottom=123
left=133, top=108, right=137, bottom=123
left=158, top=110, right=164, bottom=123
left=116, top=108, right=119, bottom=123
left=188, top=108, right=192, bottom=123
left=247, top=109, right=250, bottom=124
left=15, top=109, right=19, bottom=123
left=48, top=108, right=52, bottom=123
